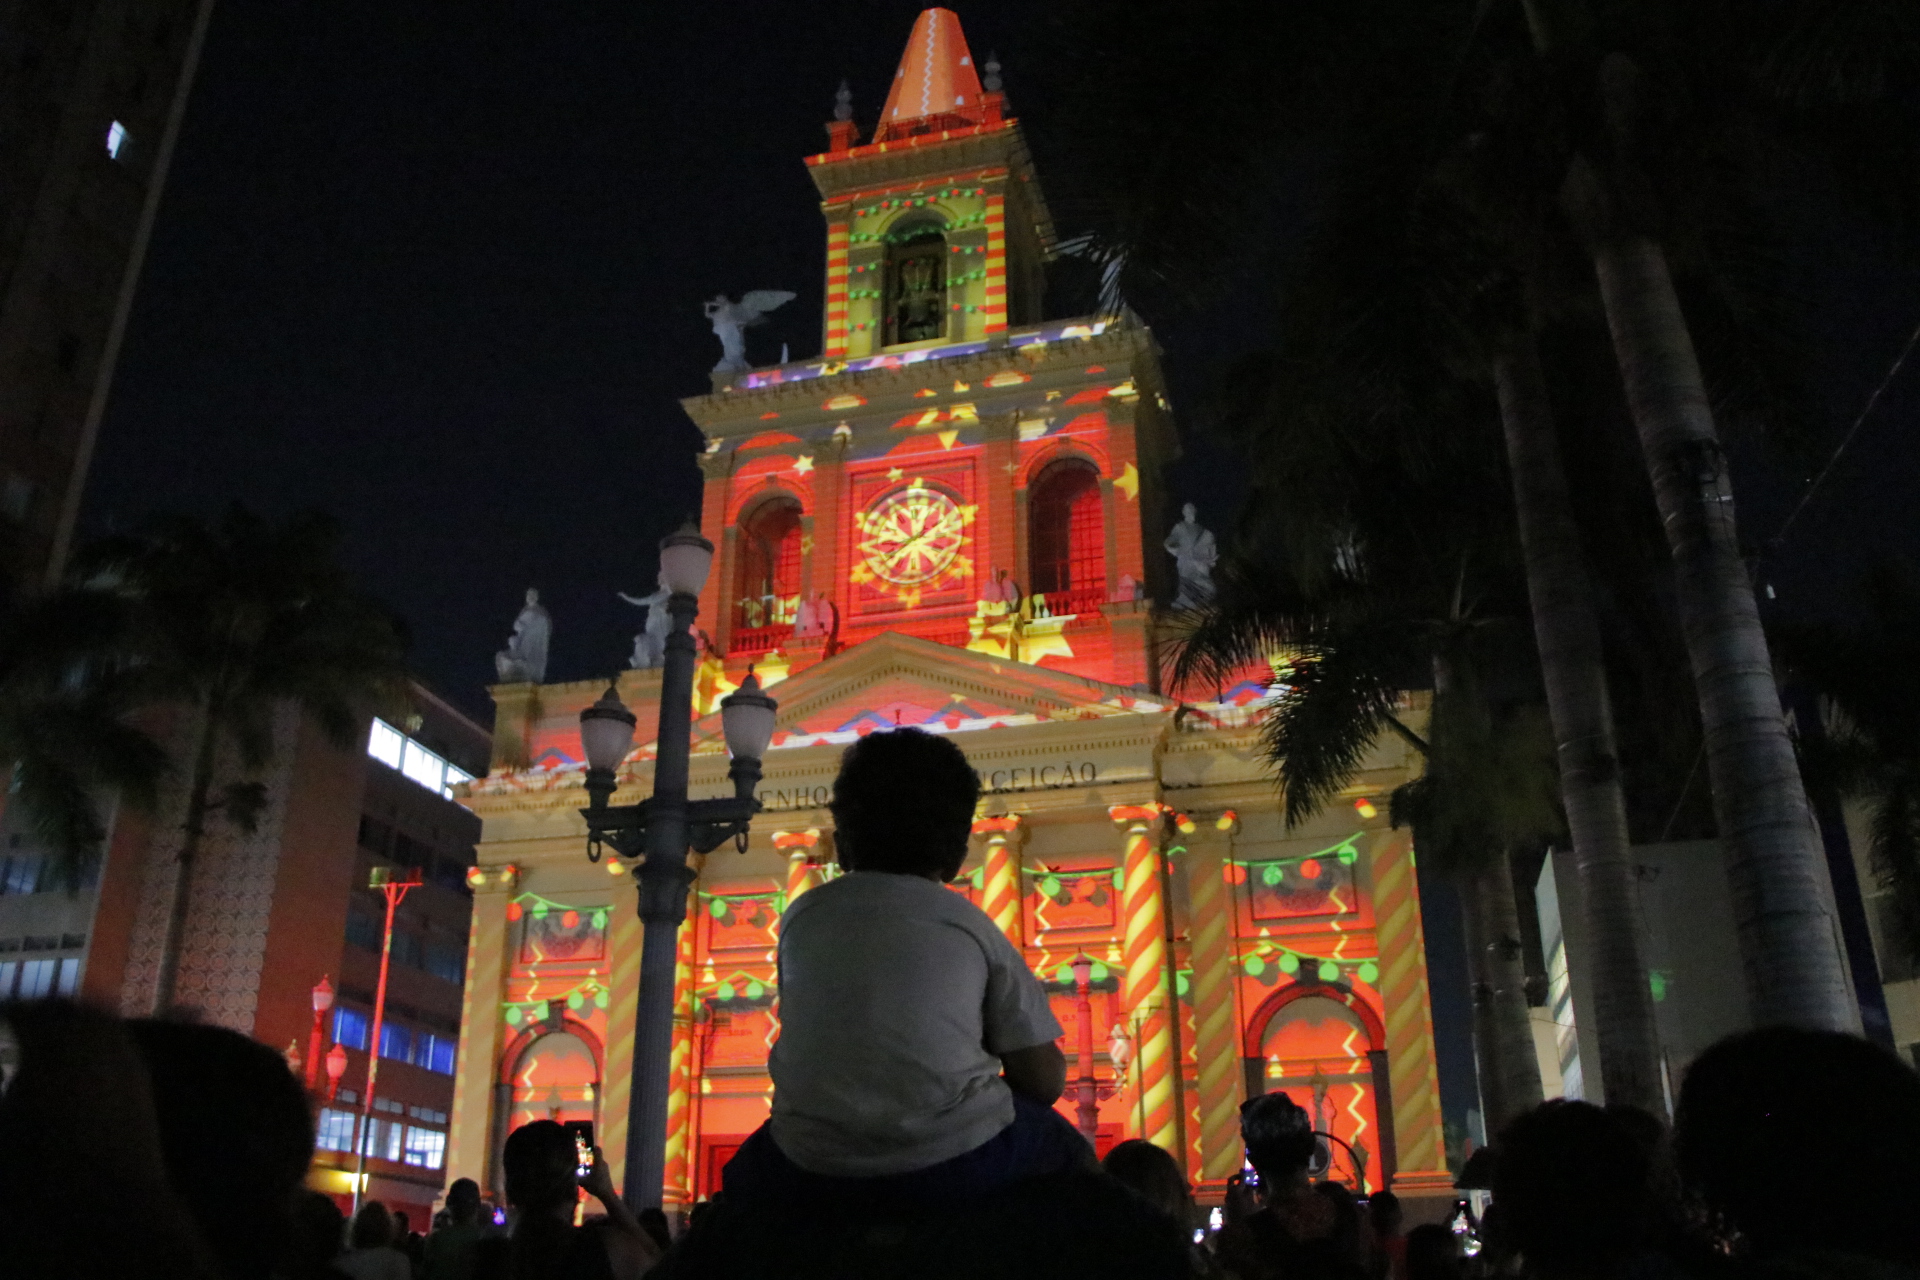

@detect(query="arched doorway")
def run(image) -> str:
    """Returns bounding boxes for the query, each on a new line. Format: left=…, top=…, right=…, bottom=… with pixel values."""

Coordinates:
left=489, top=1022, right=604, bottom=1199
left=1242, top=982, right=1397, bottom=1189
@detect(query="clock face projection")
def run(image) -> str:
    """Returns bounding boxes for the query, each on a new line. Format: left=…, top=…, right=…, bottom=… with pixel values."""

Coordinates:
left=858, top=486, right=967, bottom=586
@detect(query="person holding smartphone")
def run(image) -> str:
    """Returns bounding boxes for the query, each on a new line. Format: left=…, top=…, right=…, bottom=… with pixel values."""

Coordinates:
left=474, top=1121, right=659, bottom=1280
left=1215, top=1093, right=1367, bottom=1280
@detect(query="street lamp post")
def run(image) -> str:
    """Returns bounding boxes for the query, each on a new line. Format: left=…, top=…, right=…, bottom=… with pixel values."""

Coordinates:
left=575, top=522, right=778, bottom=1213
left=1069, top=955, right=1128, bottom=1145
left=308, top=976, right=335, bottom=1093
left=352, top=864, right=424, bottom=1216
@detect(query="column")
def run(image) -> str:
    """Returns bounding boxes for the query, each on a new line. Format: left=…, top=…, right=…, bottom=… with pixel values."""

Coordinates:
left=972, top=815, right=1024, bottom=947
left=445, top=862, right=519, bottom=1197
left=1111, top=803, right=1179, bottom=1153
left=1179, top=810, right=1245, bottom=1182
left=774, top=829, right=823, bottom=910
left=598, top=873, right=643, bottom=1197
left=659, top=909, right=697, bottom=1208
left=1369, top=828, right=1451, bottom=1196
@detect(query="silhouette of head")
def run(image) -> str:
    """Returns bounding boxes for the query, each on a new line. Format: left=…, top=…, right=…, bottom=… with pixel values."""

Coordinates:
left=830, top=727, right=980, bottom=880
left=1492, top=1100, right=1654, bottom=1277
left=502, top=1121, right=580, bottom=1214
left=1239, top=1091, right=1317, bottom=1185
left=1676, top=1027, right=1920, bottom=1263
left=351, top=1201, right=394, bottom=1250
left=1101, top=1139, right=1191, bottom=1223
left=445, top=1177, right=481, bottom=1224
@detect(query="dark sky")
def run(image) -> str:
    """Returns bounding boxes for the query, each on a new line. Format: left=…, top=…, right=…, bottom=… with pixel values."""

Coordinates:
left=81, top=2, right=1920, bottom=1129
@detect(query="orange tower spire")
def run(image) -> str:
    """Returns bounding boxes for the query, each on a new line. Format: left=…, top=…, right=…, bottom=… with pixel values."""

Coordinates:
left=875, top=8, right=987, bottom=141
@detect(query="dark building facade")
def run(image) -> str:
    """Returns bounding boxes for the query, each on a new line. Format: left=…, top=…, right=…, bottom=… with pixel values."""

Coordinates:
left=0, top=0, right=216, bottom=597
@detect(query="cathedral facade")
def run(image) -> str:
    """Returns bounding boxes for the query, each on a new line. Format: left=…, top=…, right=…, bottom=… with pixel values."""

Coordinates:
left=445, top=7, right=1450, bottom=1212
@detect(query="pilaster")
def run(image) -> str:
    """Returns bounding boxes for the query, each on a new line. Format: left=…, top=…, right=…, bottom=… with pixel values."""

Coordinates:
left=1176, top=810, right=1245, bottom=1183
left=1369, top=828, right=1451, bottom=1198
left=598, top=873, right=643, bottom=1198
left=972, top=814, right=1025, bottom=947
left=1111, top=802, right=1180, bottom=1153
left=445, top=862, right=519, bottom=1199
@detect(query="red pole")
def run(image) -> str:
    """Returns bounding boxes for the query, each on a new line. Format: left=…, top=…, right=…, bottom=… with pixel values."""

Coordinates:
left=307, top=976, right=333, bottom=1093
left=1072, top=956, right=1099, bottom=1143
left=352, top=870, right=419, bottom=1215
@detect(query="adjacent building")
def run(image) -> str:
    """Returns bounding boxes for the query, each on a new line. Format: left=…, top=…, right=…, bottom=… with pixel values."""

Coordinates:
left=0, top=681, right=487, bottom=1223
left=0, top=0, right=217, bottom=598
left=446, top=7, right=1455, bottom=1216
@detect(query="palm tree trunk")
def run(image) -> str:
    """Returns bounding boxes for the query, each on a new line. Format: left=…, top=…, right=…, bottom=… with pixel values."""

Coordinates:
left=151, top=700, right=218, bottom=1014
left=1582, top=225, right=1858, bottom=1032
left=1493, top=336, right=1666, bottom=1111
left=1461, top=852, right=1545, bottom=1136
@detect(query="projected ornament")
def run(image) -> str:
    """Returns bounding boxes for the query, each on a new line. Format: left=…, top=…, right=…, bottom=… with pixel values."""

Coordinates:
left=858, top=486, right=966, bottom=586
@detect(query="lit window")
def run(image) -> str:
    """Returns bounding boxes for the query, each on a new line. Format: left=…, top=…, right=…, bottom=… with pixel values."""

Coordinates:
left=17, top=959, right=55, bottom=999
left=360, top=1117, right=403, bottom=1162
left=403, top=1126, right=446, bottom=1169
left=316, top=1109, right=357, bottom=1153
left=441, top=763, right=473, bottom=799
left=105, top=121, right=127, bottom=159
left=56, top=957, right=80, bottom=995
left=379, top=1022, right=412, bottom=1062
left=0, top=961, right=15, bottom=998
left=401, top=739, right=445, bottom=793
left=367, top=719, right=404, bottom=769
left=332, top=1006, right=370, bottom=1051
left=419, top=1032, right=457, bottom=1075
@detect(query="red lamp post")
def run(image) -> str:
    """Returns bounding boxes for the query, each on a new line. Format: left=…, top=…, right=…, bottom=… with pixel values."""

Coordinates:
left=308, top=976, right=335, bottom=1092
left=352, top=865, right=423, bottom=1215
left=326, top=1043, right=348, bottom=1101
left=1070, top=955, right=1102, bottom=1143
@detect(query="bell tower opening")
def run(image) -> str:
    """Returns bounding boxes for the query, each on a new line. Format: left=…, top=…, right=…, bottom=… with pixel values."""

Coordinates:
left=884, top=220, right=948, bottom=346
left=733, top=496, right=802, bottom=652
left=1028, top=458, right=1105, bottom=613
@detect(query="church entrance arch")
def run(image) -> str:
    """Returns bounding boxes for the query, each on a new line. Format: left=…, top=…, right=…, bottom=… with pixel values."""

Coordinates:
left=1242, top=982, right=1397, bottom=1189
left=486, top=1020, right=604, bottom=1198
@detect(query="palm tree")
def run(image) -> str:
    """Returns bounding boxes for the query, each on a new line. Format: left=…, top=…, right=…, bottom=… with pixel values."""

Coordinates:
left=1527, top=0, right=1886, bottom=1031
left=1166, top=345, right=1557, bottom=1132
left=1776, top=565, right=1920, bottom=982
left=0, top=586, right=166, bottom=888
left=82, top=506, right=408, bottom=1014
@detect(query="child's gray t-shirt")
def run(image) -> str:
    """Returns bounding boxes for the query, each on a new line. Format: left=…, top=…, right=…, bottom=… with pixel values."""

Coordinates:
left=768, top=869, right=1064, bottom=1177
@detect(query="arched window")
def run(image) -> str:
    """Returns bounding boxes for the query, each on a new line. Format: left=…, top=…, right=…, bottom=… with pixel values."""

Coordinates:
left=884, top=221, right=947, bottom=346
left=1028, top=459, right=1104, bottom=610
left=733, top=497, right=802, bottom=648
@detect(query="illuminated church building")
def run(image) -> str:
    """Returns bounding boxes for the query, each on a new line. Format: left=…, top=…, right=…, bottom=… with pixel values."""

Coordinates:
left=446, top=8, right=1451, bottom=1211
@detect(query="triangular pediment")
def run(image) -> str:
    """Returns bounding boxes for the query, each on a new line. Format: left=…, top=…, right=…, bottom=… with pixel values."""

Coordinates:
left=689, top=631, right=1165, bottom=753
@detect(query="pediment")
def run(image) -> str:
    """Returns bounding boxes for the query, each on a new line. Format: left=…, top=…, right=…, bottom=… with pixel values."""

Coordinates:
left=689, top=631, right=1165, bottom=753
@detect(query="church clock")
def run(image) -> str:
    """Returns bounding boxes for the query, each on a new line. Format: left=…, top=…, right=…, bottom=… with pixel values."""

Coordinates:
left=857, top=486, right=967, bottom=586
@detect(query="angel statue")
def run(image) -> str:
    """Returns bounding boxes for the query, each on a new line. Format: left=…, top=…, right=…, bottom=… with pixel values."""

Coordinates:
left=619, top=573, right=673, bottom=670
left=703, top=291, right=796, bottom=374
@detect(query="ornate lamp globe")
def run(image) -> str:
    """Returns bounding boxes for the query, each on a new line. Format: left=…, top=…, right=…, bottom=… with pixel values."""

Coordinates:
left=719, top=674, right=779, bottom=762
left=579, top=686, right=638, bottom=774
left=658, top=523, right=715, bottom=596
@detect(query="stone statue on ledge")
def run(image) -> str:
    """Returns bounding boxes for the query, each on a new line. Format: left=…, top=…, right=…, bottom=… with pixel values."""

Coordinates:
left=704, top=291, right=796, bottom=374
left=1164, top=503, right=1218, bottom=610
left=619, top=573, right=673, bottom=670
left=494, top=588, right=551, bottom=684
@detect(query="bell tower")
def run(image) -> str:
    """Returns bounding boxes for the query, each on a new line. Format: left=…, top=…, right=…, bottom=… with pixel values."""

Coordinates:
left=807, top=7, right=1051, bottom=359
left=681, top=7, right=1179, bottom=697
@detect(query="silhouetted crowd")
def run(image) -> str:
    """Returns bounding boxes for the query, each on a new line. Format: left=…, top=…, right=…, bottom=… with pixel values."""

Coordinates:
left=7, top=729, right=1919, bottom=1279
left=4, top=998, right=1918, bottom=1280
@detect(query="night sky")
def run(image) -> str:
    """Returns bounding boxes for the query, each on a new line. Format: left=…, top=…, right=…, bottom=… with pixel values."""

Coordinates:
left=80, top=3, right=1920, bottom=1135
